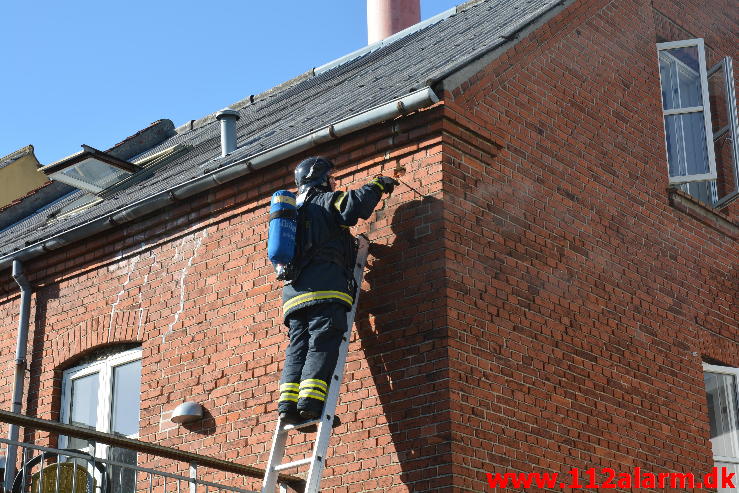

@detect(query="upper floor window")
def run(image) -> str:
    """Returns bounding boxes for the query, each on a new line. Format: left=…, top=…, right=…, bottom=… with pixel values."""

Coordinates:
left=704, top=363, right=739, bottom=493
left=61, top=347, right=142, bottom=493
left=657, top=39, right=738, bottom=209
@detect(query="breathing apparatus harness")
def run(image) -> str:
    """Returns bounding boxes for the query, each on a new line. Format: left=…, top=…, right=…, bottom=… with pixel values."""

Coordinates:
left=279, top=187, right=358, bottom=298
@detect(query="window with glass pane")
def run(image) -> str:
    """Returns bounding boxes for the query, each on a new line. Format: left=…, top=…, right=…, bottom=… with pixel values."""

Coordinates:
left=707, top=57, right=739, bottom=207
left=68, top=373, right=99, bottom=453
left=704, top=364, right=739, bottom=493
left=61, top=349, right=142, bottom=493
left=111, top=360, right=141, bottom=436
left=109, top=360, right=141, bottom=493
left=657, top=39, right=717, bottom=185
left=664, top=112, right=710, bottom=178
left=70, top=373, right=99, bottom=429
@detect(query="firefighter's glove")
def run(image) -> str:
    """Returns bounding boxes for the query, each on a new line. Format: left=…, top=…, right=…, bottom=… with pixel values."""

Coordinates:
left=370, top=175, right=400, bottom=195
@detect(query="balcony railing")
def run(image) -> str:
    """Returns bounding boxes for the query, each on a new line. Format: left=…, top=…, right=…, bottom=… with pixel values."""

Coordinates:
left=0, top=410, right=303, bottom=493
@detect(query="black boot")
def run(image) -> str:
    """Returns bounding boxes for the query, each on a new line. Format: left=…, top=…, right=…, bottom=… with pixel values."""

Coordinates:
left=279, top=411, right=301, bottom=425
left=294, top=411, right=341, bottom=433
left=299, top=409, right=320, bottom=421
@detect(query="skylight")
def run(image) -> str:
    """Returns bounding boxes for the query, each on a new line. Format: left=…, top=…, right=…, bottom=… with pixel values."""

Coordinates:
left=42, top=145, right=141, bottom=194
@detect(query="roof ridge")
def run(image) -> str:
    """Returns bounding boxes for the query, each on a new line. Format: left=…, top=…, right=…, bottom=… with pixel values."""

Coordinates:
left=456, top=0, right=489, bottom=13
left=0, top=145, right=36, bottom=169
left=105, top=119, right=174, bottom=154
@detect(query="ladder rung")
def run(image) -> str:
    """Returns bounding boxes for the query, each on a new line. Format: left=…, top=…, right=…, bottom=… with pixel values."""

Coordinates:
left=283, top=419, right=321, bottom=431
left=275, top=457, right=314, bottom=472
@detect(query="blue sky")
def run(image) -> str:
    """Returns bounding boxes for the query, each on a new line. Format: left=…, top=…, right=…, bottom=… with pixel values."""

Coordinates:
left=1, top=1, right=461, bottom=165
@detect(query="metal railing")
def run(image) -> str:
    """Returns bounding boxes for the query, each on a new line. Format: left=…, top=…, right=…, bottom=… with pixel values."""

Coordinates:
left=0, top=410, right=303, bottom=493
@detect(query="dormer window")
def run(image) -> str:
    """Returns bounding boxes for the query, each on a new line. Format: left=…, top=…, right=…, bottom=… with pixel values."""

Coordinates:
left=42, top=145, right=141, bottom=194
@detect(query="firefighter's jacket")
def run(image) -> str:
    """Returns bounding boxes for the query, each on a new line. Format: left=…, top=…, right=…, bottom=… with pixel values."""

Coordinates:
left=281, top=181, right=384, bottom=320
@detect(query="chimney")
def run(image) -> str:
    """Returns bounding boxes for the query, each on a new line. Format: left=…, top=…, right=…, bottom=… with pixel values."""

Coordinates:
left=367, top=0, right=421, bottom=45
left=216, top=109, right=240, bottom=157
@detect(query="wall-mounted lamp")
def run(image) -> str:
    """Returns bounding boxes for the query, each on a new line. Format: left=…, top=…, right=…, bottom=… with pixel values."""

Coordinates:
left=171, top=401, right=203, bottom=424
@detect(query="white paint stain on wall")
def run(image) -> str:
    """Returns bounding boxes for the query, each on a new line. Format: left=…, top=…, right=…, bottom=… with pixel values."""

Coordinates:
left=108, top=244, right=148, bottom=337
left=161, top=230, right=208, bottom=343
left=136, top=273, right=149, bottom=340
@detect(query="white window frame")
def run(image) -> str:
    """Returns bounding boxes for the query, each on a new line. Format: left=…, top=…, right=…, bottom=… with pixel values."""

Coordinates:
left=707, top=56, right=739, bottom=208
left=704, top=362, right=739, bottom=491
left=60, top=347, right=142, bottom=455
left=657, top=38, right=718, bottom=184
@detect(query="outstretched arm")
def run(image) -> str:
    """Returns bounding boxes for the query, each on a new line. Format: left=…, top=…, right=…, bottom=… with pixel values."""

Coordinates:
left=332, top=176, right=397, bottom=226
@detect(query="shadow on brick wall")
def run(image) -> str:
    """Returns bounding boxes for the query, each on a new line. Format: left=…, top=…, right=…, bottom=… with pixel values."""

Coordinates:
left=25, top=282, right=59, bottom=445
left=356, top=195, right=452, bottom=491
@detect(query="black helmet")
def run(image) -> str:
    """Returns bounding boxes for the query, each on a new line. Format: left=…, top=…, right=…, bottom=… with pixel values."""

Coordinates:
left=294, top=156, right=334, bottom=194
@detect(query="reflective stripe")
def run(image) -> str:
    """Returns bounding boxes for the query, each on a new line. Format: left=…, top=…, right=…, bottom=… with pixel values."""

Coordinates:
left=369, top=178, right=384, bottom=192
left=299, top=389, right=326, bottom=400
left=333, top=192, right=347, bottom=212
left=280, top=383, right=299, bottom=391
left=299, top=390, right=326, bottom=401
left=279, top=393, right=299, bottom=403
left=283, top=290, right=353, bottom=312
left=300, top=379, right=328, bottom=392
left=273, top=195, right=296, bottom=206
left=299, top=386, right=326, bottom=395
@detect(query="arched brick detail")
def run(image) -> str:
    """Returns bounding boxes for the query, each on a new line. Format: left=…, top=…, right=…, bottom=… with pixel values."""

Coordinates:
left=49, top=313, right=143, bottom=371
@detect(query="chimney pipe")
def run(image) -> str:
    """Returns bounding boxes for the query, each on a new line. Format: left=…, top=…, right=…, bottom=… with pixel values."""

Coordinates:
left=216, top=109, right=240, bottom=157
left=367, top=0, right=421, bottom=45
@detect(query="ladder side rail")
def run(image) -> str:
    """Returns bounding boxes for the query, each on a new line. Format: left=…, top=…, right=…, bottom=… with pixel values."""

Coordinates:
left=261, top=415, right=291, bottom=493
left=303, top=235, right=370, bottom=493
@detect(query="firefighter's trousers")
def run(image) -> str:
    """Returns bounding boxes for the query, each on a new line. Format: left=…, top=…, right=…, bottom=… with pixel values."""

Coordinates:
left=278, top=302, right=349, bottom=415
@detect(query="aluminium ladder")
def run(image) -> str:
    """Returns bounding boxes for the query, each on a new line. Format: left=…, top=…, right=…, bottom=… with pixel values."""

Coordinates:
left=261, top=235, right=371, bottom=493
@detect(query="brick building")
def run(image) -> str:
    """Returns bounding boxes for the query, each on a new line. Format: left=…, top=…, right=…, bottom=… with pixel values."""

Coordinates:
left=0, top=0, right=737, bottom=492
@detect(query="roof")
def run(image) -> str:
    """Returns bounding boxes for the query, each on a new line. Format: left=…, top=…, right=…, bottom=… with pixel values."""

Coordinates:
left=0, top=145, right=35, bottom=170
left=0, top=0, right=563, bottom=260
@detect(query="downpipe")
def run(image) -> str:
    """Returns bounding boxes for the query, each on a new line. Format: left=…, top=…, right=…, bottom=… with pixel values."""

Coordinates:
left=4, top=260, right=32, bottom=491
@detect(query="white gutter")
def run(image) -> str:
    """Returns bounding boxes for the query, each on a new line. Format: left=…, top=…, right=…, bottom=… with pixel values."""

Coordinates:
left=0, top=87, right=439, bottom=271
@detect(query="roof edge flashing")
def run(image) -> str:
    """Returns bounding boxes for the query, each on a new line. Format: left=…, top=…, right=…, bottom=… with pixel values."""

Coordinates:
left=429, top=0, right=572, bottom=91
left=315, top=7, right=457, bottom=76
left=0, top=145, right=36, bottom=170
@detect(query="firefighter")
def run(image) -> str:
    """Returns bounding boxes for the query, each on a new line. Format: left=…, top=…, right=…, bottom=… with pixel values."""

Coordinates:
left=277, top=156, right=397, bottom=425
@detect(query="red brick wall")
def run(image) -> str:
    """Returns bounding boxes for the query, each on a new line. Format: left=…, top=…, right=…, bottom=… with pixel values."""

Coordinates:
left=441, top=0, right=738, bottom=490
left=0, top=107, right=451, bottom=492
